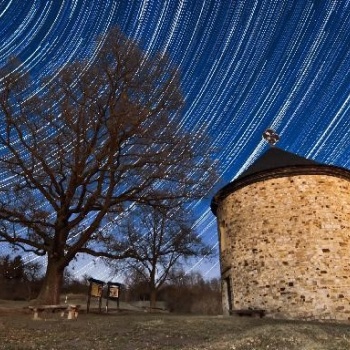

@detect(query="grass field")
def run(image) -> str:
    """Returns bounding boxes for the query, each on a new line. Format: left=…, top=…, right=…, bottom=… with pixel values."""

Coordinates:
left=1, top=298, right=350, bottom=349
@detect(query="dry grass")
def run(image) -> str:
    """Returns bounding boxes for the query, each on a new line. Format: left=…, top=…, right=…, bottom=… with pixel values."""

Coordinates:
left=0, top=299, right=350, bottom=349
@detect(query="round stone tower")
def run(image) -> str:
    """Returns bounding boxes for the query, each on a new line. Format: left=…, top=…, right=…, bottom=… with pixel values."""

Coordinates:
left=211, top=147, right=350, bottom=321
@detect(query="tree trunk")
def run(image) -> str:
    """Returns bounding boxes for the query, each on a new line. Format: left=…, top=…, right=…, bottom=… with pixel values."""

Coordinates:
left=149, top=288, right=157, bottom=311
left=33, top=258, right=65, bottom=305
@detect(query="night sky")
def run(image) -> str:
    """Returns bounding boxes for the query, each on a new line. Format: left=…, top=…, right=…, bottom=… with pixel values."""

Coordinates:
left=1, top=0, right=350, bottom=280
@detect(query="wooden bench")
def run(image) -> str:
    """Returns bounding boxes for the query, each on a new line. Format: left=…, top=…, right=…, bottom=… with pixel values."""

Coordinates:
left=28, top=304, right=80, bottom=320
left=230, top=309, right=265, bottom=318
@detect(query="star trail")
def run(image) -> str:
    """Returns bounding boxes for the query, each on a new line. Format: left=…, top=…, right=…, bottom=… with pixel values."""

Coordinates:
left=1, top=0, right=350, bottom=280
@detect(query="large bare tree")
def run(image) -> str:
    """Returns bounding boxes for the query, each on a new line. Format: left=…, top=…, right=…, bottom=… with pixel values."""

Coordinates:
left=112, top=204, right=212, bottom=310
left=0, top=28, right=215, bottom=304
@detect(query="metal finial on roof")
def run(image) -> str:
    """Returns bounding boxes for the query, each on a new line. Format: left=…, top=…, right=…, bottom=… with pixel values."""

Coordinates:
left=263, top=128, right=280, bottom=146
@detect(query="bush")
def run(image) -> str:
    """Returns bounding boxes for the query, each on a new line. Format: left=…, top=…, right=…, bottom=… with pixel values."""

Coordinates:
left=160, top=273, right=222, bottom=315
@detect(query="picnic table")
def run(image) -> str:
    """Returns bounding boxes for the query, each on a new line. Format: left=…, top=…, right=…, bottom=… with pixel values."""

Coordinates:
left=28, top=304, right=80, bottom=320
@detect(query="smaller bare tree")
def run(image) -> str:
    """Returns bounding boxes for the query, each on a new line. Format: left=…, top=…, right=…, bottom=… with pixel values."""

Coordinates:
left=112, top=204, right=212, bottom=310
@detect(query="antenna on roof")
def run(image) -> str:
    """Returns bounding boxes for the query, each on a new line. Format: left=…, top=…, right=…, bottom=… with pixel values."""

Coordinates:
left=263, top=128, right=280, bottom=146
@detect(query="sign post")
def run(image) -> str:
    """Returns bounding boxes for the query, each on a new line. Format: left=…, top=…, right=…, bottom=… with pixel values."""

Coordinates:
left=87, top=278, right=105, bottom=313
left=106, top=282, right=122, bottom=312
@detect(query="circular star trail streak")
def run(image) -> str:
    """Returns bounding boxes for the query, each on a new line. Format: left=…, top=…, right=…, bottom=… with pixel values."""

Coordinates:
left=1, top=0, right=350, bottom=279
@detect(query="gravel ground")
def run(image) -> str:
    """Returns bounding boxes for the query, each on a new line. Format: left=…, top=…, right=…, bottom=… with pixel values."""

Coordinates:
left=0, top=303, right=350, bottom=349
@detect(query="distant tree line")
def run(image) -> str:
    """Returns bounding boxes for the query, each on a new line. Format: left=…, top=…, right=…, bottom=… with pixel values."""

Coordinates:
left=123, top=269, right=222, bottom=315
left=0, top=255, right=42, bottom=300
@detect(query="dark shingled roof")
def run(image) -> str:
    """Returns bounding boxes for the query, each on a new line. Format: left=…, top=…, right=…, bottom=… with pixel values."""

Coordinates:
left=211, top=147, right=350, bottom=215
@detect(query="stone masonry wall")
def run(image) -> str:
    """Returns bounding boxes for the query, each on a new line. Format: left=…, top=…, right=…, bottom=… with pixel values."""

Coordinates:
left=217, top=174, right=350, bottom=321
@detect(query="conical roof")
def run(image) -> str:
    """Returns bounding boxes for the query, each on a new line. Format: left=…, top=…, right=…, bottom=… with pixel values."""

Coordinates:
left=211, top=147, right=350, bottom=215
left=237, top=147, right=319, bottom=179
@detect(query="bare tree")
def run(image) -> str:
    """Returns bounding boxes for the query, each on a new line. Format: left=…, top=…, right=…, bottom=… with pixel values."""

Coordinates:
left=0, top=28, right=215, bottom=304
left=112, top=204, right=212, bottom=310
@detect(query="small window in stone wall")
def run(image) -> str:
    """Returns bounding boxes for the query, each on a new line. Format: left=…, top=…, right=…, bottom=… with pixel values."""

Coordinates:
left=219, top=220, right=226, bottom=250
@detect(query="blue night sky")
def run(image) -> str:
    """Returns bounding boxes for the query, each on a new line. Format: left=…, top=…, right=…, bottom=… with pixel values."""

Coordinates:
left=0, top=0, right=350, bottom=280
